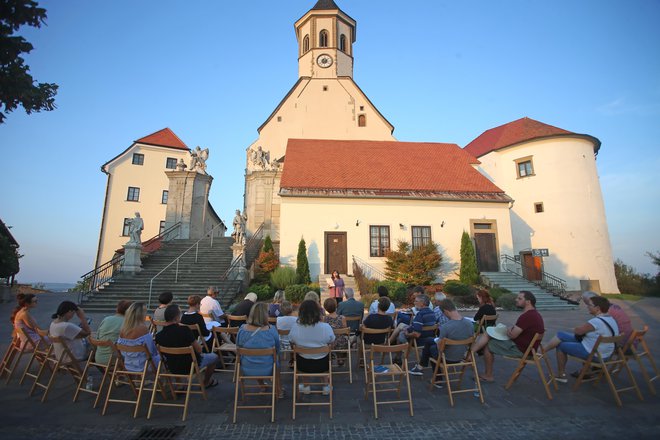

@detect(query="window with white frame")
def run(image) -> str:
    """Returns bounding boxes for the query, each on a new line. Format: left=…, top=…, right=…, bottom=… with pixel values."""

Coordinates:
left=369, top=225, right=390, bottom=257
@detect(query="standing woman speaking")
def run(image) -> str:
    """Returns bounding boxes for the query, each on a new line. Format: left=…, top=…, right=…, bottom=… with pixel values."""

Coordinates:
left=328, top=270, right=345, bottom=304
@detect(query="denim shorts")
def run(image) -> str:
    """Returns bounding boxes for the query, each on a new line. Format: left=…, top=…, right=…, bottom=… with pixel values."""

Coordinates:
left=199, top=352, right=219, bottom=369
left=556, top=331, right=589, bottom=359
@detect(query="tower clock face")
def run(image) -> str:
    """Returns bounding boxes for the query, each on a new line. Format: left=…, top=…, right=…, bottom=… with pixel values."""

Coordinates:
left=316, top=54, right=333, bottom=68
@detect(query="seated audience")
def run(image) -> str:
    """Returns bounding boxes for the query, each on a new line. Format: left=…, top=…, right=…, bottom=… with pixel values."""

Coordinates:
left=11, top=293, right=45, bottom=349
left=336, top=288, right=364, bottom=333
left=474, top=290, right=497, bottom=328
left=276, top=301, right=297, bottom=350
left=390, top=293, right=435, bottom=347
left=49, top=301, right=92, bottom=362
left=232, top=292, right=257, bottom=319
left=153, top=291, right=173, bottom=331
left=181, top=295, right=213, bottom=349
left=289, top=299, right=335, bottom=395
left=410, top=299, right=474, bottom=376
left=269, top=290, right=286, bottom=318
left=95, top=300, right=132, bottom=365
left=323, top=298, right=348, bottom=365
left=582, top=291, right=631, bottom=344
left=368, top=285, right=396, bottom=315
left=471, top=291, right=544, bottom=382
left=156, top=304, right=218, bottom=388
left=362, top=297, right=394, bottom=345
left=117, top=302, right=160, bottom=371
left=200, top=286, right=227, bottom=327
left=304, top=291, right=326, bottom=316
left=543, top=295, right=619, bottom=382
left=236, top=302, right=282, bottom=397
left=431, top=292, right=450, bottom=327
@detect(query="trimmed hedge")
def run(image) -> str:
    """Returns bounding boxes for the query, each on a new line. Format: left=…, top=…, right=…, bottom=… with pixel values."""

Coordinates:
left=248, top=283, right=275, bottom=302
left=270, top=266, right=298, bottom=290
left=373, top=280, right=407, bottom=304
left=489, top=287, right=511, bottom=301
left=443, top=280, right=473, bottom=297
left=496, top=293, right=517, bottom=310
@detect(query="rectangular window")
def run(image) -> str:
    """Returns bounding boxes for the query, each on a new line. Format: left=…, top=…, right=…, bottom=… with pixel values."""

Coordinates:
left=165, top=157, right=177, bottom=169
left=132, top=153, right=144, bottom=165
left=127, top=186, right=140, bottom=201
left=535, top=202, right=544, bottom=213
left=369, top=225, right=390, bottom=257
left=515, top=156, right=534, bottom=178
left=122, top=218, right=131, bottom=236
left=473, top=223, right=492, bottom=230
left=161, top=190, right=168, bottom=204
left=411, top=226, right=431, bottom=250
left=159, top=221, right=166, bottom=234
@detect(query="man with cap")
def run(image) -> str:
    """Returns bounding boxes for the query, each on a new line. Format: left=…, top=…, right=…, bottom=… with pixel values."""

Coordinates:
left=471, top=290, right=544, bottom=382
left=232, top=292, right=258, bottom=318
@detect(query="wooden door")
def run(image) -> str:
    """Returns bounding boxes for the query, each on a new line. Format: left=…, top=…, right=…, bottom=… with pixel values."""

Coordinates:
left=325, top=232, right=347, bottom=274
left=522, top=253, right=542, bottom=281
left=474, top=233, right=498, bottom=272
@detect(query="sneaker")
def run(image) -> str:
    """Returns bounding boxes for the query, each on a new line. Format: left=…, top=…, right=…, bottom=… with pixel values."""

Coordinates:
left=409, top=364, right=424, bottom=376
left=555, top=373, right=568, bottom=384
left=433, top=382, right=444, bottom=389
left=322, top=385, right=331, bottom=395
left=298, top=384, right=311, bottom=395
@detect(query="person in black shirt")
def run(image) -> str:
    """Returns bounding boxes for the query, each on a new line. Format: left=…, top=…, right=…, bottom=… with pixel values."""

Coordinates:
left=231, top=292, right=257, bottom=321
left=362, top=297, right=394, bottom=345
left=474, top=290, right=497, bottom=328
left=180, top=295, right=213, bottom=351
left=155, top=304, right=218, bottom=388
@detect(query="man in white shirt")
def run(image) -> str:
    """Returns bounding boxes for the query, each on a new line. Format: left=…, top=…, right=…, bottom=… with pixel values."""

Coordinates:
left=200, top=286, right=227, bottom=327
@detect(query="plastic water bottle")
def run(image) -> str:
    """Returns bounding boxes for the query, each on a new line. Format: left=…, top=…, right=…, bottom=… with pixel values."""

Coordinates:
left=85, top=376, right=94, bottom=391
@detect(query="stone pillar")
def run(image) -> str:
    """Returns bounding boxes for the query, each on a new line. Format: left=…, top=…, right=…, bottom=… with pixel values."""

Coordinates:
left=164, top=171, right=214, bottom=239
left=121, top=242, right=143, bottom=274
left=230, top=242, right=248, bottom=283
left=244, top=169, right=282, bottom=241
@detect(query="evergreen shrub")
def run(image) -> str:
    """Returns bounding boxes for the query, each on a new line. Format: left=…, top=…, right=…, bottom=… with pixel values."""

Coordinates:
left=443, top=280, right=473, bottom=297
left=373, top=280, right=407, bottom=304
left=489, top=287, right=511, bottom=301
left=270, top=266, right=298, bottom=290
left=248, top=283, right=275, bottom=301
left=296, top=238, right=311, bottom=284
left=459, top=231, right=480, bottom=285
left=496, top=293, right=517, bottom=310
left=285, top=284, right=309, bottom=303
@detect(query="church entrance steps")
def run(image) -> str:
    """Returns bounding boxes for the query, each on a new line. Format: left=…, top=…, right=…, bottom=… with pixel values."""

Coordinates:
left=318, top=274, right=359, bottom=303
left=80, top=237, right=236, bottom=313
left=481, top=271, right=577, bottom=311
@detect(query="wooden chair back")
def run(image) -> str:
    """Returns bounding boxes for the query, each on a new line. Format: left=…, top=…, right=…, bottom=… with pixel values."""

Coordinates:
left=292, top=345, right=333, bottom=420
left=430, top=336, right=484, bottom=406
left=366, top=343, right=413, bottom=419
left=619, top=325, right=658, bottom=395
left=73, top=337, right=116, bottom=408
left=503, top=333, right=557, bottom=400
left=233, top=346, right=278, bottom=423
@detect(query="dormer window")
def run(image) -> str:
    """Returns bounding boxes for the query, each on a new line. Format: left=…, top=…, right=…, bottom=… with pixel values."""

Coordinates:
left=339, top=34, right=347, bottom=52
left=303, top=35, right=310, bottom=53
left=319, top=30, right=328, bottom=48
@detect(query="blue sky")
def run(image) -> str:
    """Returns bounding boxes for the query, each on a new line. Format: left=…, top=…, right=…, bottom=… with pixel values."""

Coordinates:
left=1, top=0, right=659, bottom=283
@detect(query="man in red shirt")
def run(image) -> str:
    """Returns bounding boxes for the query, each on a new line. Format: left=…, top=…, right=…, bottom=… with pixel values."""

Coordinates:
left=471, top=291, right=545, bottom=382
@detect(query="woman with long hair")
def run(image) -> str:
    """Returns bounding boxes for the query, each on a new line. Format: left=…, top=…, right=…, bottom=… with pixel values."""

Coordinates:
left=11, top=293, right=43, bottom=348
left=289, top=299, right=335, bottom=394
left=117, top=302, right=160, bottom=371
left=474, top=290, right=497, bottom=326
left=268, top=290, right=286, bottom=318
left=323, top=298, right=348, bottom=366
left=50, top=301, right=92, bottom=361
left=328, top=270, right=345, bottom=304
left=236, top=302, right=282, bottom=397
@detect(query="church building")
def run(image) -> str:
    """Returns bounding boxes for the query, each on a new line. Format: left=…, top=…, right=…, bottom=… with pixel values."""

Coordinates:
left=244, top=0, right=619, bottom=294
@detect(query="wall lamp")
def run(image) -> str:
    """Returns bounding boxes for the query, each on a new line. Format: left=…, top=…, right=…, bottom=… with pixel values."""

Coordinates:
left=441, top=221, right=445, bottom=228
left=355, top=220, right=361, bottom=226
left=399, top=223, right=405, bottom=229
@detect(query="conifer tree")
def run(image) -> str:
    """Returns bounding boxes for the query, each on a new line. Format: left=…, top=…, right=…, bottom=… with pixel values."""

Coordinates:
left=296, top=237, right=311, bottom=284
left=459, top=231, right=479, bottom=284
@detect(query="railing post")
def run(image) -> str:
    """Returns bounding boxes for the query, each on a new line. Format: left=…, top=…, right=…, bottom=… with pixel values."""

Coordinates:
left=175, top=259, right=179, bottom=283
left=148, top=279, right=153, bottom=310
left=195, top=242, right=199, bottom=263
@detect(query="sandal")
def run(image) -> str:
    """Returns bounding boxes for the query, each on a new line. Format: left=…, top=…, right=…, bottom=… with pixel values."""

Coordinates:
left=204, top=379, right=219, bottom=389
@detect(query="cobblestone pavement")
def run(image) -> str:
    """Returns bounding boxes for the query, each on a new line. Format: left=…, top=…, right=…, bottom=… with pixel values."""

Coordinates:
left=1, top=292, right=658, bottom=439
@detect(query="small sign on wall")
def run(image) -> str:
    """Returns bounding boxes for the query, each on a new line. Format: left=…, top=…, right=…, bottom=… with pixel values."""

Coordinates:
left=532, top=248, right=549, bottom=257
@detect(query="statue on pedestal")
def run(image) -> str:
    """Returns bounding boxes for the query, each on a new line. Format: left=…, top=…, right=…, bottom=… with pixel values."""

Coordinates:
left=189, top=146, right=209, bottom=174
left=231, top=209, right=247, bottom=244
left=127, top=212, right=144, bottom=245
left=175, top=158, right=187, bottom=171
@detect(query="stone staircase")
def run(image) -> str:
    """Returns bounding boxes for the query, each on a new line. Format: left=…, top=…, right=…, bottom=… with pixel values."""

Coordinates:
left=80, top=237, right=238, bottom=313
left=481, top=271, right=577, bottom=311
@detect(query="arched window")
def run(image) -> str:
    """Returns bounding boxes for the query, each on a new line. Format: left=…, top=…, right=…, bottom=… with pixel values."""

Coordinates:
left=319, top=30, right=328, bottom=48
left=358, top=114, right=366, bottom=127
left=303, top=35, right=310, bottom=53
left=340, top=34, right=347, bottom=52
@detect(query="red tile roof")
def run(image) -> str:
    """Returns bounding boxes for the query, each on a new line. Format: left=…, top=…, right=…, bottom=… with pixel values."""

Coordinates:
left=464, top=117, right=599, bottom=157
left=280, top=139, right=506, bottom=197
left=135, top=127, right=188, bottom=150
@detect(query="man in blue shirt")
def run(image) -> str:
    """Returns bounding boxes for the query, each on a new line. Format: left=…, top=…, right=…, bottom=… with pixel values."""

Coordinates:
left=397, top=294, right=436, bottom=345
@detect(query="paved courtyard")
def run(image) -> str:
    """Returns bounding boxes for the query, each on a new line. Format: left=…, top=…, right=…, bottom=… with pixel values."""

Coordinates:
left=1, top=291, right=658, bottom=439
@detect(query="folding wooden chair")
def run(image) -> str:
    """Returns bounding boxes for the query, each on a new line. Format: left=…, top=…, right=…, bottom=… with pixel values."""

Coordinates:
left=150, top=320, right=168, bottom=335
left=292, top=345, right=332, bottom=420
left=212, top=326, right=238, bottom=381
left=365, top=343, right=413, bottom=419
left=358, top=327, right=392, bottom=382
left=20, top=328, right=51, bottom=386
left=618, top=325, right=658, bottom=395
left=103, top=343, right=167, bottom=417
left=504, top=333, right=557, bottom=400
left=330, top=327, right=352, bottom=383
left=429, top=336, right=484, bottom=406
left=343, top=315, right=362, bottom=353
left=30, top=336, right=84, bottom=403
left=268, top=317, right=278, bottom=325
left=277, top=328, right=294, bottom=376
left=182, top=323, right=211, bottom=353
left=228, top=315, right=247, bottom=327
left=147, top=345, right=208, bottom=421
left=3, top=327, right=45, bottom=384
left=410, top=324, right=438, bottom=363
left=233, top=346, right=277, bottom=423
left=73, top=337, right=116, bottom=408
left=571, top=334, right=643, bottom=407
left=476, top=314, right=498, bottom=334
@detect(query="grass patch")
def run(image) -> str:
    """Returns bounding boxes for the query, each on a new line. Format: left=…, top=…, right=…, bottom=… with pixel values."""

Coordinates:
left=602, top=293, right=643, bottom=302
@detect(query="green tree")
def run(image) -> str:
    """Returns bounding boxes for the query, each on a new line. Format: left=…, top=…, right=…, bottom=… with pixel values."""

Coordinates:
left=384, top=240, right=441, bottom=285
left=0, top=0, right=58, bottom=123
left=296, top=237, right=311, bottom=284
left=0, top=234, right=20, bottom=282
left=263, top=235, right=274, bottom=253
left=459, top=231, right=479, bottom=285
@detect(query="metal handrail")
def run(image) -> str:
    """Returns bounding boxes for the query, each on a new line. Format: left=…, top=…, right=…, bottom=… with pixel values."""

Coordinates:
left=147, top=222, right=226, bottom=308
left=352, top=255, right=386, bottom=281
left=78, top=222, right=182, bottom=303
left=221, top=223, right=265, bottom=304
left=500, top=254, right=567, bottom=297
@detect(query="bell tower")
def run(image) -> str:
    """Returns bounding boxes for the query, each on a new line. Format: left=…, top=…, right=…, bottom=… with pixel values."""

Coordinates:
left=295, top=0, right=356, bottom=79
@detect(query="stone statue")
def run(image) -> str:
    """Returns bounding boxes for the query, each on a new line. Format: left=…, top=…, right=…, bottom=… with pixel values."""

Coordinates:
left=189, top=146, right=209, bottom=174
left=127, top=212, right=144, bottom=245
left=175, top=158, right=187, bottom=171
left=249, top=146, right=270, bottom=170
left=231, top=209, right=248, bottom=244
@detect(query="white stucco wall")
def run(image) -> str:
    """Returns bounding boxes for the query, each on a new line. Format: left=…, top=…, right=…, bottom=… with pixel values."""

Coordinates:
left=95, top=144, right=189, bottom=266
left=475, top=137, right=619, bottom=293
left=279, top=196, right=513, bottom=281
